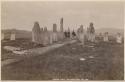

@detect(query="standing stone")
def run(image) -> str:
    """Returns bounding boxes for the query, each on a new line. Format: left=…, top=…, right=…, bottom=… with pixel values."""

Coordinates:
left=89, top=22, right=95, bottom=42
left=60, top=18, right=63, bottom=32
left=49, top=32, right=53, bottom=44
left=64, top=30, right=67, bottom=38
left=44, top=27, right=48, bottom=32
left=58, top=18, right=64, bottom=41
left=53, top=24, right=57, bottom=32
left=87, top=27, right=90, bottom=41
left=40, top=28, right=44, bottom=32
left=99, top=33, right=103, bottom=41
left=32, top=22, right=42, bottom=44
left=40, top=28, right=44, bottom=44
left=52, top=24, right=58, bottom=42
left=10, top=30, right=16, bottom=40
left=10, top=33, right=15, bottom=40
left=116, top=33, right=122, bottom=43
left=77, top=25, right=85, bottom=45
left=103, top=32, right=109, bottom=42
left=77, top=28, right=80, bottom=41
left=44, top=27, right=53, bottom=45
left=67, top=27, right=70, bottom=38
left=43, top=27, right=50, bottom=45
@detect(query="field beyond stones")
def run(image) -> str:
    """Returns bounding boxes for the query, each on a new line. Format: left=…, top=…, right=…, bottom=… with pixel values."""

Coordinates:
left=1, top=39, right=124, bottom=80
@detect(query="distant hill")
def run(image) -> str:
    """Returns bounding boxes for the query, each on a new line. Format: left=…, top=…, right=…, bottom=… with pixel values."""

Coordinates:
left=1, top=28, right=124, bottom=40
left=1, top=29, right=32, bottom=40
left=96, top=28, right=124, bottom=36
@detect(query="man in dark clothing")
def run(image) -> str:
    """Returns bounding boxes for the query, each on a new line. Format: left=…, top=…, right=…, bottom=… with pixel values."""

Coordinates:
left=64, top=31, right=67, bottom=38
left=72, top=30, right=76, bottom=37
left=67, top=31, right=70, bottom=38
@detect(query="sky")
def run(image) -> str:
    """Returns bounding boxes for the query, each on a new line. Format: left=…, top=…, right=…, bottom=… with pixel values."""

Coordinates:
left=1, top=1, right=124, bottom=31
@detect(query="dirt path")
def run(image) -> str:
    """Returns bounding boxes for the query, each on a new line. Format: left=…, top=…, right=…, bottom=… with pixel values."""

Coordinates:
left=1, top=40, right=77, bottom=67
left=28, top=40, right=76, bottom=56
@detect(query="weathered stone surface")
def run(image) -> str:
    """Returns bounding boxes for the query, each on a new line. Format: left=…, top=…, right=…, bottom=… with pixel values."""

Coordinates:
left=13, top=50, right=28, bottom=55
left=103, top=32, right=109, bottom=42
left=49, top=32, right=53, bottom=44
left=116, top=33, right=122, bottom=43
left=52, top=24, right=58, bottom=42
left=88, top=22, right=95, bottom=42
left=67, top=27, right=71, bottom=38
left=40, top=28, right=44, bottom=44
left=4, top=46, right=21, bottom=51
left=44, top=27, right=48, bottom=32
left=10, top=33, right=15, bottom=40
left=40, top=28, right=44, bottom=32
left=58, top=18, right=64, bottom=41
left=77, top=25, right=85, bottom=45
left=32, top=22, right=42, bottom=44
left=87, top=27, right=90, bottom=41
left=43, top=27, right=50, bottom=45
left=53, top=24, right=57, bottom=32
left=60, top=18, right=63, bottom=32
left=57, top=32, right=64, bottom=41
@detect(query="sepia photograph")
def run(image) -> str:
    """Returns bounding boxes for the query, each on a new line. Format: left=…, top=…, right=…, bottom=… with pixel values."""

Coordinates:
left=1, top=1, right=124, bottom=81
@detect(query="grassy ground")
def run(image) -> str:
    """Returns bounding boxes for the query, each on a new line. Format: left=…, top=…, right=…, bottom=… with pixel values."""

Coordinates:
left=1, top=40, right=124, bottom=80
left=1, top=39, right=44, bottom=61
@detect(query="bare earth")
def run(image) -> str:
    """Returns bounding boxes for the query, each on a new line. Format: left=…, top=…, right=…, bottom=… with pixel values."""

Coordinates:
left=1, top=41, right=124, bottom=80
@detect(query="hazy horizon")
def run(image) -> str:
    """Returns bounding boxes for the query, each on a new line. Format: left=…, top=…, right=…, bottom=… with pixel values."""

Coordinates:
left=1, top=1, right=124, bottom=31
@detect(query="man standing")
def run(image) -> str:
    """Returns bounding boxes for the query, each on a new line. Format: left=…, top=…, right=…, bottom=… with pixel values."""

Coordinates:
left=72, top=30, right=76, bottom=39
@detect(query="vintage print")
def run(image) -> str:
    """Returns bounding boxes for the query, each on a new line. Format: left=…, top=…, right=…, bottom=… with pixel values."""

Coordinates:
left=1, top=1, right=124, bottom=80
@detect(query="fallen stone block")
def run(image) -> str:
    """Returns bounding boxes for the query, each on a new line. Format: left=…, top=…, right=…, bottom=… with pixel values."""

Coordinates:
left=80, top=58, right=86, bottom=61
left=13, top=50, right=28, bottom=55
left=89, top=56, right=94, bottom=58
left=4, top=46, right=21, bottom=51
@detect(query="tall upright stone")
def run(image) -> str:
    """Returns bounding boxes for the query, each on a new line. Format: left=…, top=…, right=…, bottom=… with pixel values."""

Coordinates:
left=40, top=27, right=44, bottom=44
left=99, top=32, right=103, bottom=41
left=60, top=18, right=63, bottom=32
left=10, top=30, right=16, bottom=40
left=40, top=28, right=44, bottom=32
left=43, top=27, right=50, bottom=45
left=77, top=25, right=85, bottom=45
left=32, top=22, right=42, bottom=44
left=58, top=18, right=64, bottom=41
left=44, top=27, right=48, bottom=32
left=67, top=27, right=71, bottom=38
left=116, top=33, right=122, bottom=43
left=53, top=24, right=57, bottom=32
left=87, top=27, right=90, bottom=41
left=88, top=22, right=95, bottom=42
left=52, top=24, right=58, bottom=42
left=103, top=32, right=109, bottom=42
